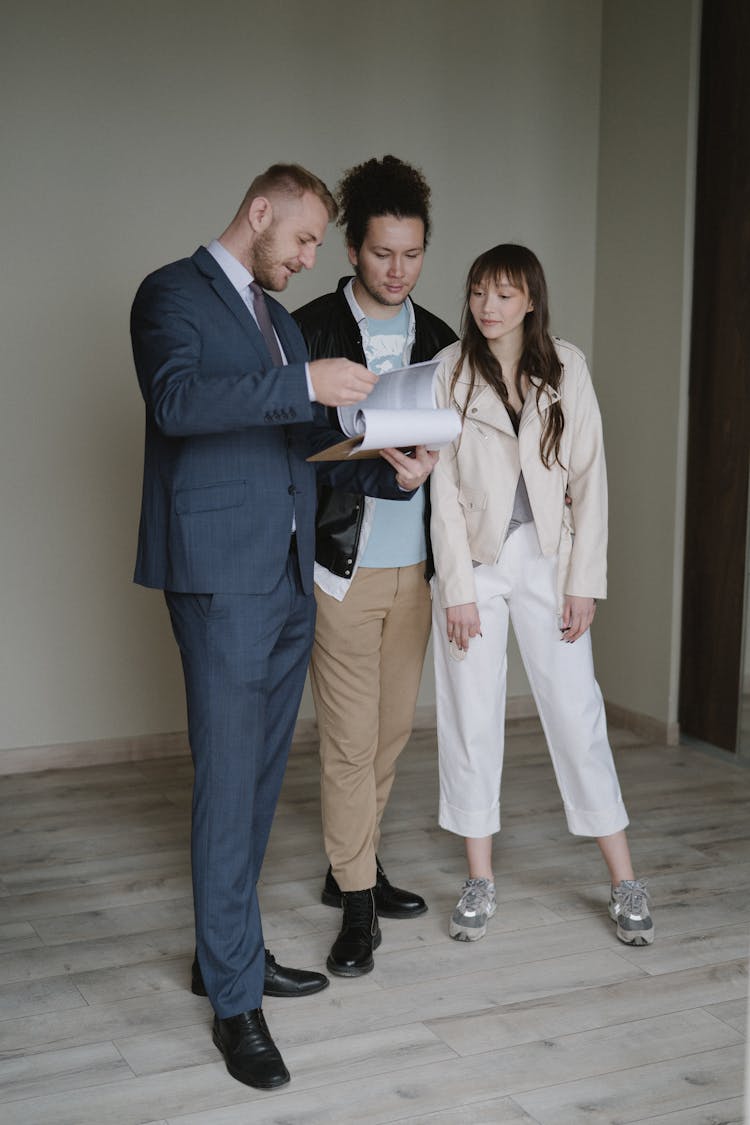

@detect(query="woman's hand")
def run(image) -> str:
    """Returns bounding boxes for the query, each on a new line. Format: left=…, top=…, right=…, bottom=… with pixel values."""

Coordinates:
left=560, top=596, right=596, bottom=642
left=380, top=445, right=439, bottom=491
left=446, top=602, right=482, bottom=651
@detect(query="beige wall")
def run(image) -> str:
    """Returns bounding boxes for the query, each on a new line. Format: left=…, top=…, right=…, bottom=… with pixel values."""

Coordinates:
left=0, top=0, right=697, bottom=757
left=591, top=0, right=700, bottom=732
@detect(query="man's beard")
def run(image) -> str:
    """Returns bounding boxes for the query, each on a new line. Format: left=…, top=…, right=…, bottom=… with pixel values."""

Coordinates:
left=252, top=230, right=286, bottom=291
left=355, top=266, right=409, bottom=309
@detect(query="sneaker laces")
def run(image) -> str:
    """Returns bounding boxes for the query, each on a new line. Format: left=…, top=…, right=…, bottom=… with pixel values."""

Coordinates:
left=458, top=878, right=493, bottom=912
left=616, top=879, right=649, bottom=915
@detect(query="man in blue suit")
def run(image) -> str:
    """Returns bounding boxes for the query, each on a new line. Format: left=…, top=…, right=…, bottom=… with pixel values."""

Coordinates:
left=131, top=164, right=436, bottom=1090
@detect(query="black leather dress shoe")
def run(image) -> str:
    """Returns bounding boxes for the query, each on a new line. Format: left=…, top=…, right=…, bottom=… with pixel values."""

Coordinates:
left=321, top=857, right=428, bottom=919
left=212, top=1008, right=290, bottom=1089
left=327, top=888, right=381, bottom=976
left=262, top=951, right=329, bottom=997
left=192, top=949, right=329, bottom=999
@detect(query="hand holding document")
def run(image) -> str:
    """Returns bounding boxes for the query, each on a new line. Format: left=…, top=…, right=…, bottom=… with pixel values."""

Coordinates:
left=309, top=360, right=461, bottom=461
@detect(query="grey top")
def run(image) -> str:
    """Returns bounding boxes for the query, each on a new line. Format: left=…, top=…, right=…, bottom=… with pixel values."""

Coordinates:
left=504, top=402, right=534, bottom=540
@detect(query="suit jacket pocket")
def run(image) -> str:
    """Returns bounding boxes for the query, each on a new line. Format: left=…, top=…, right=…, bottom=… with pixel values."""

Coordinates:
left=175, top=480, right=246, bottom=514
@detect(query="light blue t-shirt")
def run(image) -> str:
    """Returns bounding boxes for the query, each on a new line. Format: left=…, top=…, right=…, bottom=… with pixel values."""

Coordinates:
left=358, top=306, right=427, bottom=569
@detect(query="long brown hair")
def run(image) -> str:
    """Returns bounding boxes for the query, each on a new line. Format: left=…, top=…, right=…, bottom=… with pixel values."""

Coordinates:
left=450, top=244, right=564, bottom=468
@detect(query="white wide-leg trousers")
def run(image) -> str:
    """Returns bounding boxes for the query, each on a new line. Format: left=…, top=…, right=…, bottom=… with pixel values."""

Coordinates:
left=432, top=521, right=629, bottom=839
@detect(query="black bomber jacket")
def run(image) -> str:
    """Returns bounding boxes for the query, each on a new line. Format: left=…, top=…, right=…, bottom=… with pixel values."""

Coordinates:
left=293, top=277, right=457, bottom=580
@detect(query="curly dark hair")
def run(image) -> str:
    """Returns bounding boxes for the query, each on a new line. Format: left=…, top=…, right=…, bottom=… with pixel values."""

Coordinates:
left=336, top=155, right=432, bottom=251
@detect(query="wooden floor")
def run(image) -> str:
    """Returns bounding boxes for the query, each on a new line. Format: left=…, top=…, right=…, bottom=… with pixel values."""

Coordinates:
left=0, top=718, right=748, bottom=1124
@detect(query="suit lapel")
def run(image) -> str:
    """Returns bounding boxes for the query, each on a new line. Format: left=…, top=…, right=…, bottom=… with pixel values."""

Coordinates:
left=191, top=246, right=267, bottom=353
left=192, top=247, right=304, bottom=367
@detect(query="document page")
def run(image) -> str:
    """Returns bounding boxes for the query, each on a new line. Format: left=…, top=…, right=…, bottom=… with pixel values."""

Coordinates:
left=335, top=359, right=460, bottom=453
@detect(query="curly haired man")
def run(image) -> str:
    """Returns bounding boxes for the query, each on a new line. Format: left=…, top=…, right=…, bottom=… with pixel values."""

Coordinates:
left=294, top=156, right=456, bottom=976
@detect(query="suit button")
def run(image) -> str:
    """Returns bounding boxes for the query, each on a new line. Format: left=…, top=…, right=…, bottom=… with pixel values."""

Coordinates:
left=288, top=484, right=296, bottom=494
left=344, top=570, right=351, bottom=576
left=346, top=558, right=353, bottom=564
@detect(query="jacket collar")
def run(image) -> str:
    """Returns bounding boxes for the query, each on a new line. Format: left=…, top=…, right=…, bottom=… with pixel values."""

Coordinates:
left=191, top=245, right=298, bottom=364
left=459, top=368, right=560, bottom=437
left=519, top=378, right=561, bottom=433
left=192, top=246, right=258, bottom=343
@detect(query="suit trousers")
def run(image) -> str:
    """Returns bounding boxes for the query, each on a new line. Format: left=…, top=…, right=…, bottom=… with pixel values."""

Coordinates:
left=165, top=550, right=315, bottom=1019
left=310, top=563, right=431, bottom=890
left=433, top=521, right=629, bottom=839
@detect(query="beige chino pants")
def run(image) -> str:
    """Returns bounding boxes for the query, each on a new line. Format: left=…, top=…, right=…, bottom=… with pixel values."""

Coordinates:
left=310, top=563, right=431, bottom=891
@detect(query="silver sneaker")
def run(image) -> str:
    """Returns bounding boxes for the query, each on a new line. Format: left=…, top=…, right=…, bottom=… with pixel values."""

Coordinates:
left=609, top=879, right=654, bottom=945
left=449, top=878, right=497, bottom=942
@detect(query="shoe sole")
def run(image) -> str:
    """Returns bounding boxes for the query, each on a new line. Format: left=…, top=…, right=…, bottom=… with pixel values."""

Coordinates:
left=449, top=901, right=497, bottom=942
left=263, top=977, right=330, bottom=997
left=608, top=907, right=654, bottom=946
left=326, top=930, right=382, bottom=977
left=194, top=977, right=330, bottom=999
left=614, top=923, right=655, bottom=946
left=212, top=1028, right=290, bottom=1089
left=322, top=889, right=428, bottom=919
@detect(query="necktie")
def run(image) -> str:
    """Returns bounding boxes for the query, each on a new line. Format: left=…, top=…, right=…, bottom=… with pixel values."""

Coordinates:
left=248, top=280, right=283, bottom=367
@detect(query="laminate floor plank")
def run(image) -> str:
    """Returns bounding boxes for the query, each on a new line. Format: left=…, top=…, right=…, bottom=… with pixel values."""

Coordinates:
left=0, top=723, right=747, bottom=1123
left=704, top=997, right=749, bottom=1033
left=380, top=1100, right=541, bottom=1125
left=0, top=1041, right=133, bottom=1102
left=160, top=1012, right=741, bottom=1125
left=0, top=873, right=193, bottom=925
left=629, top=1096, right=745, bottom=1124
left=424, top=958, right=748, bottom=1054
left=513, top=1044, right=745, bottom=1124
left=0, top=848, right=189, bottom=896
left=30, top=897, right=197, bottom=945
left=0, top=921, right=42, bottom=953
left=0, top=925, right=194, bottom=987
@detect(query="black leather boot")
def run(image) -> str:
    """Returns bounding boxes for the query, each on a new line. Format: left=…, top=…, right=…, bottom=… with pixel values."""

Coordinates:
left=322, top=858, right=428, bottom=919
left=326, top=888, right=381, bottom=976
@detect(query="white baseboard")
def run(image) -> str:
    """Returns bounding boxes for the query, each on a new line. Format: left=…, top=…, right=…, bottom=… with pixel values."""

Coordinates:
left=0, top=694, right=677, bottom=775
left=603, top=702, right=680, bottom=747
left=0, top=731, right=189, bottom=776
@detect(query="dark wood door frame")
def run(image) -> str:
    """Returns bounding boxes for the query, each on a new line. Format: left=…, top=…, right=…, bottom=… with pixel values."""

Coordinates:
left=679, top=0, right=750, bottom=752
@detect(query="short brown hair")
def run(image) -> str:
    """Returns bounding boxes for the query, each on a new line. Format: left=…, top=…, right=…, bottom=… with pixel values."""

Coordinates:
left=244, top=163, right=337, bottom=221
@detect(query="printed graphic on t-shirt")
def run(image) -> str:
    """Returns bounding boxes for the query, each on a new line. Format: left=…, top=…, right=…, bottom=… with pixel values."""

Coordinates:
left=364, top=334, right=408, bottom=372
left=362, top=305, right=409, bottom=375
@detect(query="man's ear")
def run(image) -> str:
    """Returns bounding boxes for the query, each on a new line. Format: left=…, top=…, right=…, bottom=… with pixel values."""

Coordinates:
left=346, top=243, right=359, bottom=269
left=247, top=195, right=273, bottom=233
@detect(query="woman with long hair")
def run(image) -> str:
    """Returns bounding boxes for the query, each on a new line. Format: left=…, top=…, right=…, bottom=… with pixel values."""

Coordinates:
left=430, top=244, right=653, bottom=946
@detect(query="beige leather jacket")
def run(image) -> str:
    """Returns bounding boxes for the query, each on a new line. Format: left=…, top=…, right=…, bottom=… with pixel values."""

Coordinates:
left=430, top=338, right=608, bottom=611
